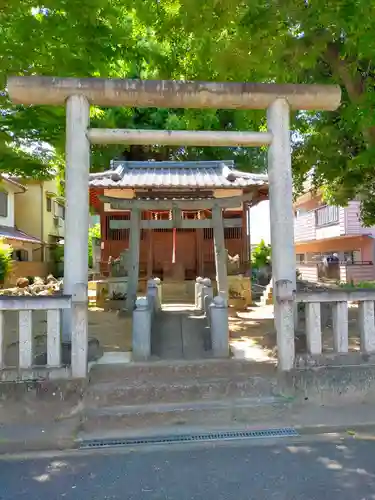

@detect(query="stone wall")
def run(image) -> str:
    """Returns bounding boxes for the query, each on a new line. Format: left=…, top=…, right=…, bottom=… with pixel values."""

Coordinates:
left=5, top=261, right=51, bottom=286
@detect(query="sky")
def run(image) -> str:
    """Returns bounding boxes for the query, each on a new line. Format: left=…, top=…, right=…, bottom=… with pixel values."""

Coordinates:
left=250, top=200, right=270, bottom=244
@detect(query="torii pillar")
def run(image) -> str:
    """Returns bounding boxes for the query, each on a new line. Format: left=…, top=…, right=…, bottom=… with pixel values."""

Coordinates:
left=267, top=98, right=296, bottom=370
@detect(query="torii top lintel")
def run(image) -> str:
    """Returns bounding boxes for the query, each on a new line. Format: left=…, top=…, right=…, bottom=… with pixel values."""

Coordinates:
left=7, top=76, right=341, bottom=111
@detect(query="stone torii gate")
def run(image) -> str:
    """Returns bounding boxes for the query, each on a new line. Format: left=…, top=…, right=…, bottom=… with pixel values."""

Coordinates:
left=7, top=77, right=341, bottom=375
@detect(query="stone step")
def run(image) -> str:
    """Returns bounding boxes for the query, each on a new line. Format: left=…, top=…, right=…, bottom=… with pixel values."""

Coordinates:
left=88, top=360, right=277, bottom=385
left=259, top=298, right=273, bottom=306
left=85, top=375, right=278, bottom=407
left=162, top=296, right=194, bottom=303
left=82, top=396, right=291, bottom=435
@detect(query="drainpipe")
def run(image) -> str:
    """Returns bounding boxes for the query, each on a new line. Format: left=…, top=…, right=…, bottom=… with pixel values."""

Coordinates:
left=40, top=183, right=44, bottom=262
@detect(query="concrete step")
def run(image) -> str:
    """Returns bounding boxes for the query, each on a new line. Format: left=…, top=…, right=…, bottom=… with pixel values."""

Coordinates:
left=162, top=296, right=194, bottom=304
left=161, top=282, right=195, bottom=302
left=85, top=375, right=279, bottom=407
left=83, top=360, right=282, bottom=436
left=259, top=298, right=273, bottom=305
left=82, top=396, right=291, bottom=435
left=88, top=359, right=278, bottom=384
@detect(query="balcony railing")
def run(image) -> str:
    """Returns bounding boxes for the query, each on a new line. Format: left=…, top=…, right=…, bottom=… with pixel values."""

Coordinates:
left=315, top=205, right=339, bottom=227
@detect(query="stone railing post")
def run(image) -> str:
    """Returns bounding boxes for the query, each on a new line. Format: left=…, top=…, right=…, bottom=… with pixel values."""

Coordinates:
left=71, top=282, right=88, bottom=379
left=132, top=297, right=151, bottom=360
left=147, top=278, right=160, bottom=313
left=210, top=296, right=229, bottom=358
left=202, top=278, right=213, bottom=316
left=153, top=277, right=162, bottom=307
left=195, top=277, right=204, bottom=309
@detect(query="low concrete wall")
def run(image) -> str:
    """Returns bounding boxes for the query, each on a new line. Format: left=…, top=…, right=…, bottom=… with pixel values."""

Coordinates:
left=280, top=364, right=375, bottom=405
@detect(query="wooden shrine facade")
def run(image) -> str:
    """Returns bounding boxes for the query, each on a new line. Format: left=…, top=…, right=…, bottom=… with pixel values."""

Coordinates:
left=89, top=160, right=269, bottom=281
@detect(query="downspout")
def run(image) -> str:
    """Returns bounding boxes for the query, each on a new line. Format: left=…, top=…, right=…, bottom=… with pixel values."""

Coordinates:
left=40, top=183, right=44, bottom=262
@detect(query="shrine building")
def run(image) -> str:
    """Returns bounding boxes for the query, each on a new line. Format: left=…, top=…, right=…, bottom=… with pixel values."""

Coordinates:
left=89, top=160, right=268, bottom=284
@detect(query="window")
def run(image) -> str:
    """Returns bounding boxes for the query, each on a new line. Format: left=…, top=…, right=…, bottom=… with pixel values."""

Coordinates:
left=54, top=202, right=65, bottom=220
left=203, top=228, right=213, bottom=240
left=224, top=227, right=242, bottom=239
left=296, top=253, right=305, bottom=264
left=106, top=215, right=130, bottom=240
left=0, top=191, right=8, bottom=218
left=46, top=196, right=52, bottom=212
left=12, top=249, right=29, bottom=262
left=315, top=205, right=339, bottom=227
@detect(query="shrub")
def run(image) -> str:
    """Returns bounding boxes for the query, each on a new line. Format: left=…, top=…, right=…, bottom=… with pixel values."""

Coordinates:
left=88, top=223, right=101, bottom=269
left=251, top=240, right=271, bottom=270
left=340, top=280, right=375, bottom=289
left=0, top=240, right=12, bottom=284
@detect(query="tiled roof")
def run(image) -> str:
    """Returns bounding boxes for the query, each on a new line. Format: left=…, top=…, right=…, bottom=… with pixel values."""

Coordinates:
left=0, top=175, right=26, bottom=193
left=0, top=226, right=42, bottom=244
left=89, top=160, right=268, bottom=189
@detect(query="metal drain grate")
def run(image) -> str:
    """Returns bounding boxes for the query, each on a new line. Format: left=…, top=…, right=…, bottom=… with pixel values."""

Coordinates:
left=79, top=428, right=299, bottom=449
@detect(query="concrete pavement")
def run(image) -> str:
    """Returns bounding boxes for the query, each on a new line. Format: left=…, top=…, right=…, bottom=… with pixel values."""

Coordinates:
left=2, top=434, right=375, bottom=499
left=151, top=305, right=210, bottom=359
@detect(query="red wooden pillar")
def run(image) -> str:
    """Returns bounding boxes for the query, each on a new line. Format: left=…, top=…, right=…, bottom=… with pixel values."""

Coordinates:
left=196, top=228, right=204, bottom=277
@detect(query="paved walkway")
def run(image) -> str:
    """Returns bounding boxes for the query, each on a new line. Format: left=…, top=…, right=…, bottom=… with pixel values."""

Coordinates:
left=3, top=436, right=375, bottom=499
left=151, top=304, right=211, bottom=360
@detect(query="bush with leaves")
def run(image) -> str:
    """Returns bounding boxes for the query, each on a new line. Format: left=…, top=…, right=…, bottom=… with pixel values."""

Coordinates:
left=88, top=223, right=101, bottom=269
left=251, top=240, right=271, bottom=270
left=0, top=240, right=12, bottom=284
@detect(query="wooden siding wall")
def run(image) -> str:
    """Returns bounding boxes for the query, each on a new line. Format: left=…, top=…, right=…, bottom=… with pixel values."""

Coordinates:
left=297, top=264, right=318, bottom=282
left=294, top=212, right=316, bottom=243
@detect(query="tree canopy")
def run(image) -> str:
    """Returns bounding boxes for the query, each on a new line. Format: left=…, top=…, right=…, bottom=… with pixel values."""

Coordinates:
left=2, top=1, right=375, bottom=222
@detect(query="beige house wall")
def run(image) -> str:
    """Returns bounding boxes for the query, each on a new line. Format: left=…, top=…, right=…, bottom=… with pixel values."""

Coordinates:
left=15, top=179, right=65, bottom=262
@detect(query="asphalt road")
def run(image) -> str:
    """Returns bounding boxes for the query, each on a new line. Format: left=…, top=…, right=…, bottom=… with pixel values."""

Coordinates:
left=2, top=436, right=375, bottom=499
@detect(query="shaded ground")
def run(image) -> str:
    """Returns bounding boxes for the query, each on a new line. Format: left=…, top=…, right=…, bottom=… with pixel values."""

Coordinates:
left=4, top=308, right=132, bottom=367
left=229, top=303, right=363, bottom=360
left=2, top=436, right=375, bottom=499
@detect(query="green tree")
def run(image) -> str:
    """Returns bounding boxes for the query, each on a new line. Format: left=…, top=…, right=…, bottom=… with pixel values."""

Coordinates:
left=128, top=0, right=375, bottom=223
left=0, top=2, right=266, bottom=177
left=3, top=1, right=375, bottom=223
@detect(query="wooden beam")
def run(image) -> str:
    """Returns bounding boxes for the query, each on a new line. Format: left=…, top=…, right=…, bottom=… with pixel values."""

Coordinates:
left=109, top=218, right=243, bottom=230
left=125, top=208, right=141, bottom=310
left=8, top=76, right=341, bottom=111
left=100, top=192, right=255, bottom=210
left=196, top=228, right=204, bottom=277
left=172, top=206, right=182, bottom=228
left=241, top=202, right=248, bottom=264
left=212, top=204, right=229, bottom=300
left=87, top=129, right=273, bottom=147
left=146, top=211, right=153, bottom=279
